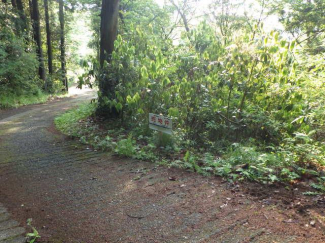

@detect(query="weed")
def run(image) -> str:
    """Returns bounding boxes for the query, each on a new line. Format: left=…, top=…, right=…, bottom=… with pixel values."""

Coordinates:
left=26, top=218, right=41, bottom=243
left=97, top=136, right=116, bottom=151
left=55, top=103, right=325, bottom=192
left=0, top=91, right=49, bottom=109
left=151, top=131, right=174, bottom=148
left=183, top=151, right=202, bottom=173
left=54, top=102, right=97, bottom=136
left=303, top=191, right=322, bottom=196
left=134, top=145, right=157, bottom=161
left=115, top=135, right=136, bottom=157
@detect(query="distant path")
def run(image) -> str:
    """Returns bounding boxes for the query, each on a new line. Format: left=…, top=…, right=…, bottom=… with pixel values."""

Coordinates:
left=0, top=87, right=324, bottom=242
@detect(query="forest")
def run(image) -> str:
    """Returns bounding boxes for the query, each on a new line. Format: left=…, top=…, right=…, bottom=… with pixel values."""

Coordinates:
left=1, top=0, right=325, bottom=190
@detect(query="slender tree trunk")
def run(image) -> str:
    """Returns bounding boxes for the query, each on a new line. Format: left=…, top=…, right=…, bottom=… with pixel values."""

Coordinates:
left=28, top=0, right=32, bottom=18
left=11, top=0, right=16, bottom=7
left=44, top=0, right=53, bottom=75
left=59, top=0, right=68, bottom=91
left=15, top=0, right=27, bottom=34
left=169, top=0, right=190, bottom=33
left=15, top=0, right=23, bottom=10
left=30, top=0, right=46, bottom=82
left=99, top=0, right=119, bottom=67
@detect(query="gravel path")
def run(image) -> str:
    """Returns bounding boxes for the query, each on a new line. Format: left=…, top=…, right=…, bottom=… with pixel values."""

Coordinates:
left=0, top=88, right=324, bottom=242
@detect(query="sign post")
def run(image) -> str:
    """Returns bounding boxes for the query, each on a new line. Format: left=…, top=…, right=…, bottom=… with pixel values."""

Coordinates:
left=149, top=113, right=173, bottom=135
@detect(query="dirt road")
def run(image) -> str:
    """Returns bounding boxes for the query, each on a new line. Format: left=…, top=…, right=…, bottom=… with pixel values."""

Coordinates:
left=0, top=88, right=324, bottom=242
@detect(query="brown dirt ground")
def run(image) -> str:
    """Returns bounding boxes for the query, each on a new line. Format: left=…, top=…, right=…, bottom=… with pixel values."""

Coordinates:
left=1, top=89, right=325, bottom=243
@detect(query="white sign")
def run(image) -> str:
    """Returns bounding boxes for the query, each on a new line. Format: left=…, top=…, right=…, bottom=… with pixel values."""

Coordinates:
left=149, top=113, right=173, bottom=134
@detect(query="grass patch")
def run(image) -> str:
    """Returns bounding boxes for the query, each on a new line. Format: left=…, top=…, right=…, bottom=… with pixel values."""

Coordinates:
left=0, top=90, right=68, bottom=109
left=55, top=102, right=97, bottom=136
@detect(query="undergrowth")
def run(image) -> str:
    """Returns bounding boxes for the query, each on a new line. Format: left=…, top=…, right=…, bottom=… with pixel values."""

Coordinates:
left=55, top=102, right=97, bottom=136
left=0, top=90, right=67, bottom=109
left=26, top=218, right=41, bottom=243
left=55, top=103, right=325, bottom=193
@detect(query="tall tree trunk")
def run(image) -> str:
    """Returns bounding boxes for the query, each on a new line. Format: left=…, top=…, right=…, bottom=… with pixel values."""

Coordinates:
left=97, top=0, right=119, bottom=117
left=99, top=0, right=119, bottom=109
left=59, top=0, right=67, bottom=91
left=11, top=0, right=16, bottom=7
left=16, top=0, right=27, bottom=34
left=30, top=0, right=46, bottom=82
left=44, top=0, right=53, bottom=75
left=99, top=0, right=119, bottom=67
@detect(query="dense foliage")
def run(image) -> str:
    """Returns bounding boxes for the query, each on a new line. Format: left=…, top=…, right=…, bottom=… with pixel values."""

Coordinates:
left=268, top=0, right=325, bottom=54
left=73, top=0, right=325, bottom=186
left=0, top=4, right=39, bottom=96
left=2, top=0, right=325, bottom=188
left=0, top=0, right=83, bottom=107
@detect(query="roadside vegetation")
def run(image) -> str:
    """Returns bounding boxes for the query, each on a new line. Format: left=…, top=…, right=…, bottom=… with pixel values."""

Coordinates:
left=0, top=1, right=90, bottom=109
left=56, top=0, right=325, bottom=192
left=0, top=92, right=48, bottom=109
left=1, top=0, right=325, bottom=192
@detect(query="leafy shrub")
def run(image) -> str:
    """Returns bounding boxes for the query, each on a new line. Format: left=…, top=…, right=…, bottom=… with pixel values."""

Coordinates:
left=211, top=144, right=279, bottom=182
left=98, top=26, right=307, bottom=148
left=87, top=22, right=325, bottom=183
left=115, top=135, right=137, bottom=157
left=97, top=136, right=116, bottom=151
left=71, top=9, right=325, bottom=185
left=150, top=132, right=174, bottom=148
left=0, top=5, right=40, bottom=96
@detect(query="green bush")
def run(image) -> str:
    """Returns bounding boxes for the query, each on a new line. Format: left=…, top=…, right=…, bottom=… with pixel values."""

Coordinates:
left=115, top=135, right=137, bottom=157
left=0, top=6, right=40, bottom=96
left=90, top=23, right=325, bottom=180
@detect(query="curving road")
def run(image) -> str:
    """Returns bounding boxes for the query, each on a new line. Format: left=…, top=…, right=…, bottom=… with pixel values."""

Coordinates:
left=0, top=88, right=324, bottom=242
